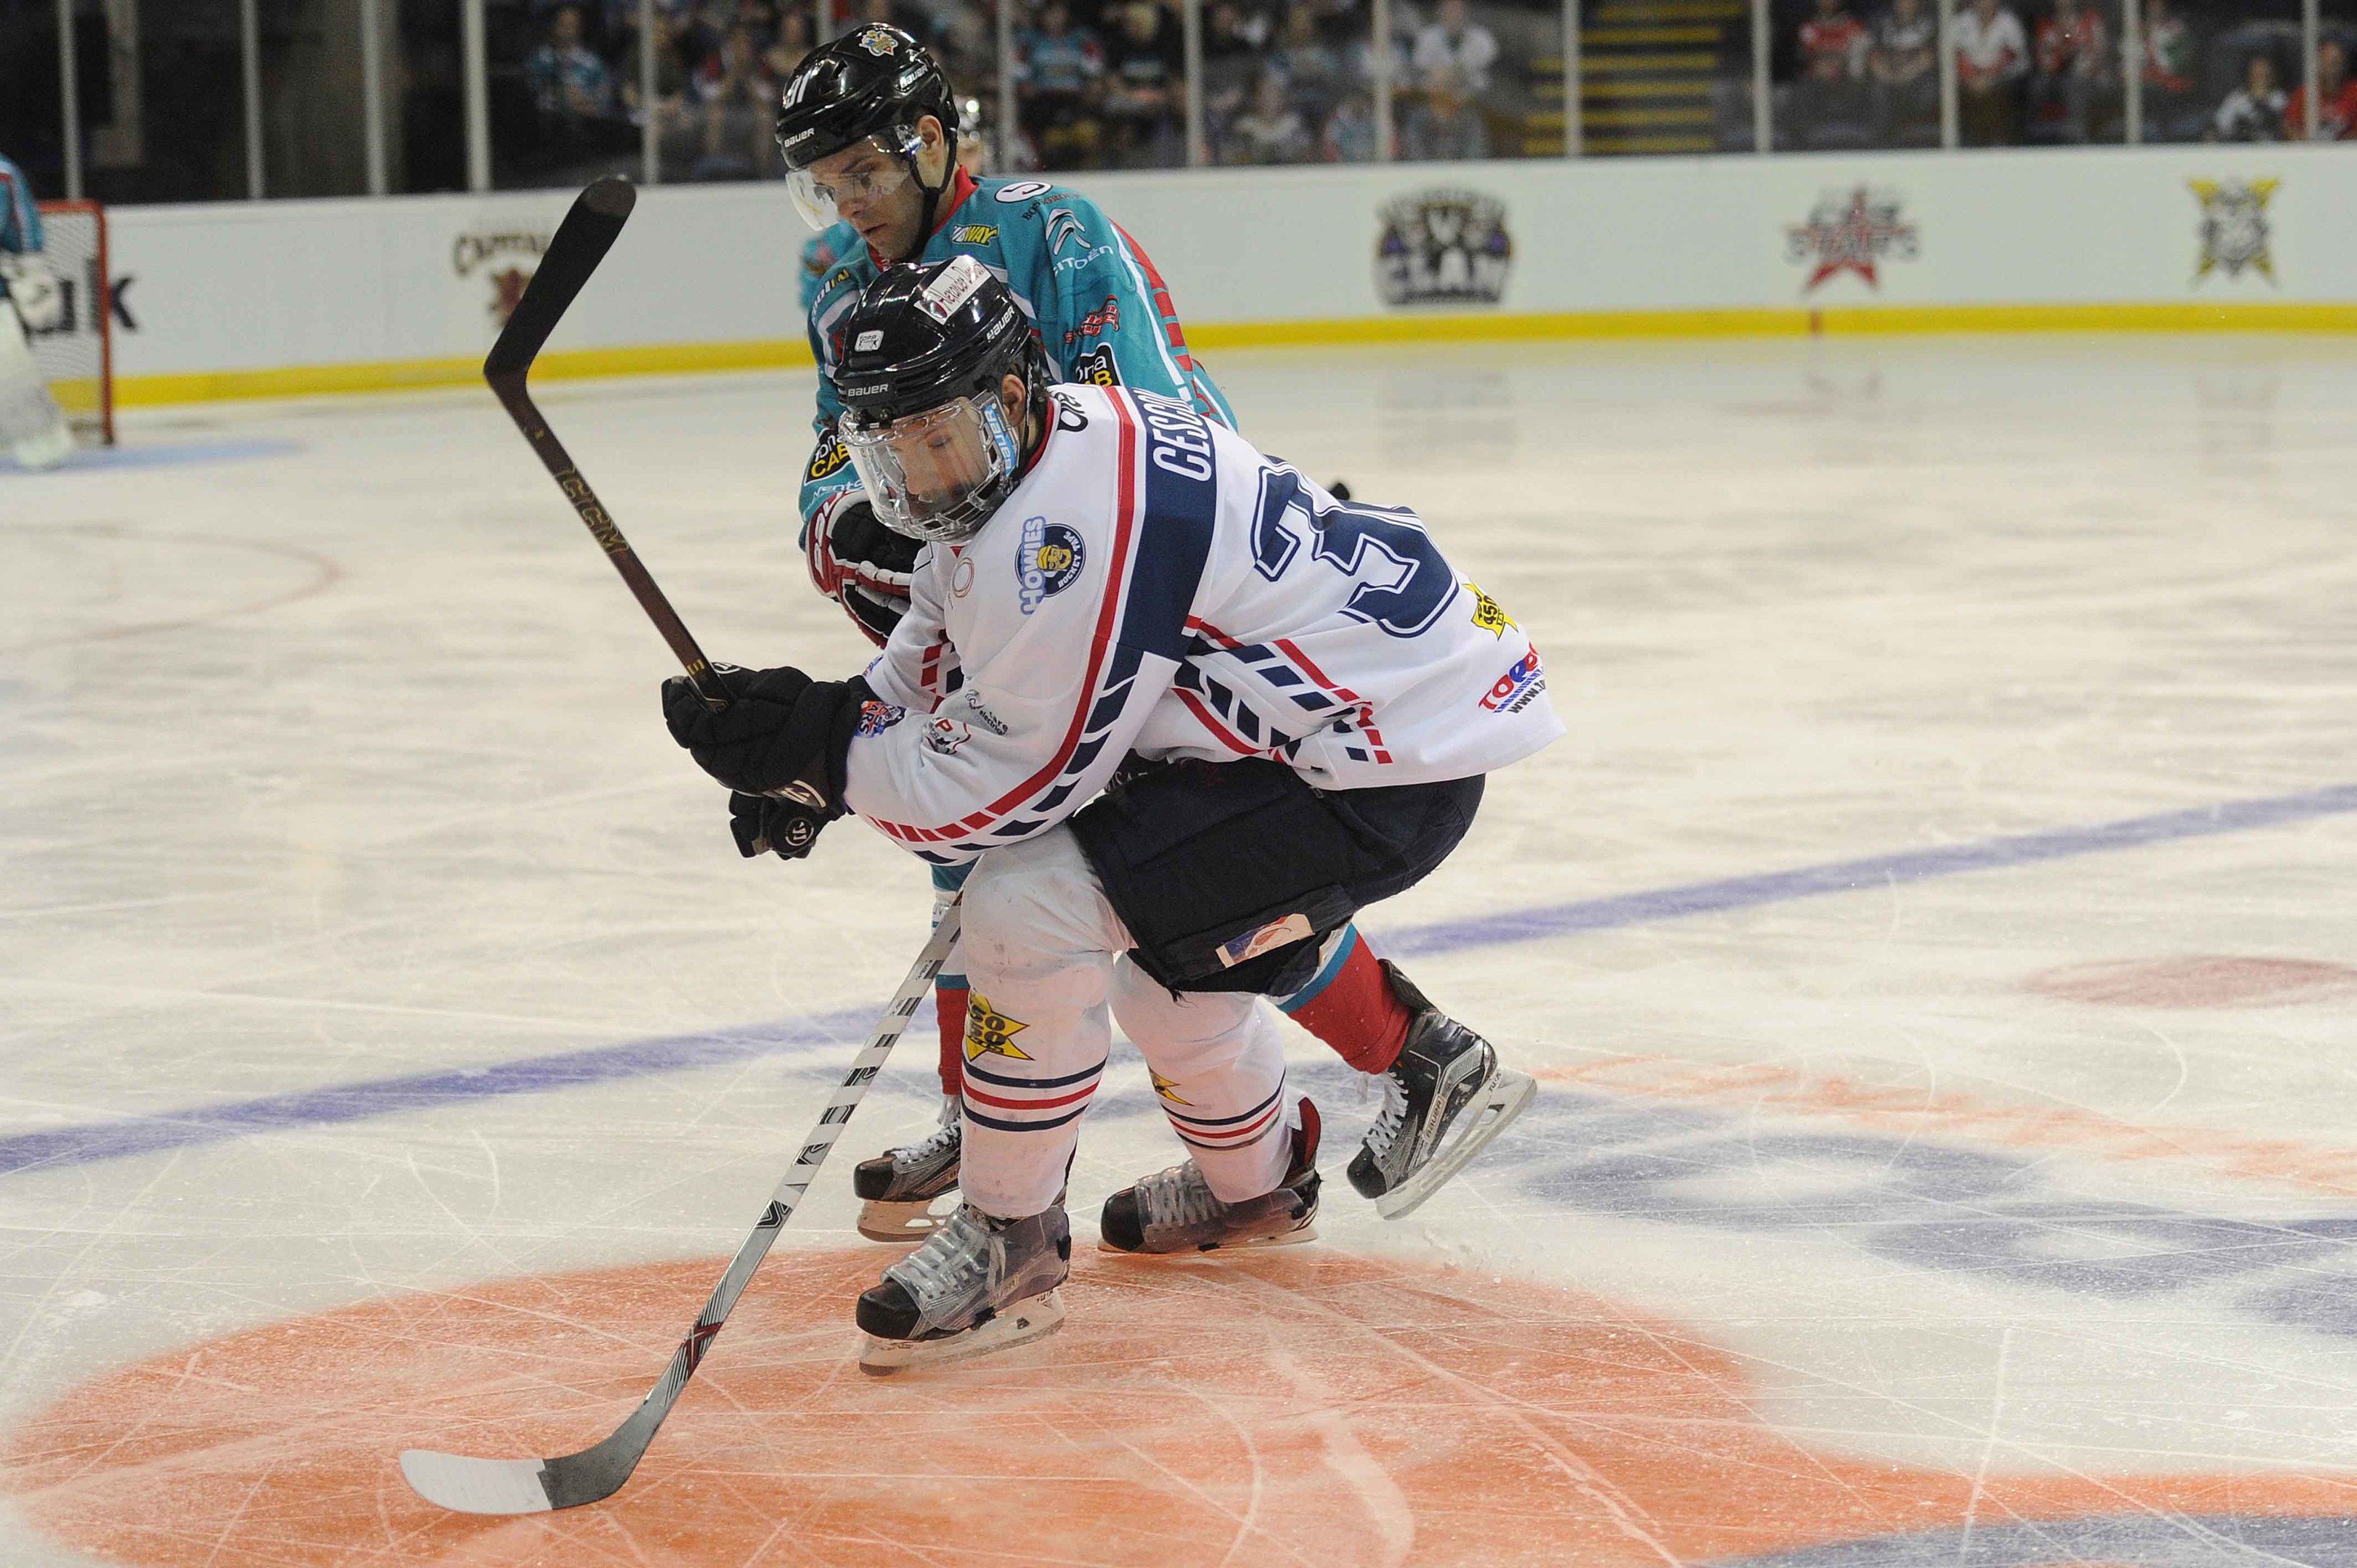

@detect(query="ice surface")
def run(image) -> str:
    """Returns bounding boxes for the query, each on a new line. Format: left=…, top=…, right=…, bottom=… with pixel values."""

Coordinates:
left=1, top=335, right=2355, bottom=1567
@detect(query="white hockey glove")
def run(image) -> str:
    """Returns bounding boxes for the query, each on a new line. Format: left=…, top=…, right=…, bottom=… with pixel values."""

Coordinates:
left=1, top=256, right=65, bottom=335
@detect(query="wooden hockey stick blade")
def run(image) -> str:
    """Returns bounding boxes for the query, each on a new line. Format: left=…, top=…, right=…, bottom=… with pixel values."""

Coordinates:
left=399, top=902, right=964, bottom=1514
left=484, top=176, right=635, bottom=383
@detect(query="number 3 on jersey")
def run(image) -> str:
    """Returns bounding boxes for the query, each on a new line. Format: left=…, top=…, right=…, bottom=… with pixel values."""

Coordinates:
left=1250, top=467, right=1454, bottom=638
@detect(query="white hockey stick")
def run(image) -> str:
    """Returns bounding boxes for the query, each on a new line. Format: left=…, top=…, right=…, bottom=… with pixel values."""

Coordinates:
left=400, top=898, right=963, bottom=1515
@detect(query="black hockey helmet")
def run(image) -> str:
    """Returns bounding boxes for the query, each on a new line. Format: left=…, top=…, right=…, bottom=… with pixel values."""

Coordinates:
left=831, top=256, right=1049, bottom=544
left=773, top=25, right=958, bottom=250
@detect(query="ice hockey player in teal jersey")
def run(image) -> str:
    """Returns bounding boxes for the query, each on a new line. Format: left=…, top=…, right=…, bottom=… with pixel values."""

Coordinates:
left=776, top=25, right=1234, bottom=647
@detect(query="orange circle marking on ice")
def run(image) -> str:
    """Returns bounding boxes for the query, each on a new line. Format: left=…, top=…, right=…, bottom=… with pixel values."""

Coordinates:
left=4, top=1248, right=2349, bottom=1567
left=2026, top=955, right=2357, bottom=1009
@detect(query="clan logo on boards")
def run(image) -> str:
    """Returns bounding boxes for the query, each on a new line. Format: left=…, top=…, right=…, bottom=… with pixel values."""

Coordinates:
left=1376, top=189, right=1512, bottom=308
left=2191, top=178, right=2279, bottom=285
left=1785, top=187, right=1919, bottom=294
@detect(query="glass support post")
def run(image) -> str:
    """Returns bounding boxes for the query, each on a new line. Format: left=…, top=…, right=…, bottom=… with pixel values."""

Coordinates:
left=1374, top=0, right=1394, bottom=161
left=462, top=0, right=489, bottom=191
left=361, top=0, right=389, bottom=195
left=643, top=0, right=661, bottom=184
left=1184, top=0, right=1206, bottom=165
left=55, top=0, right=84, bottom=199
left=1751, top=0, right=1770, bottom=150
left=1563, top=0, right=1580, bottom=155
left=1937, top=0, right=1958, bottom=147
left=241, top=0, right=264, bottom=197
left=998, top=0, right=1018, bottom=170
left=2122, top=0, right=2141, bottom=142
left=2302, top=0, right=2321, bottom=138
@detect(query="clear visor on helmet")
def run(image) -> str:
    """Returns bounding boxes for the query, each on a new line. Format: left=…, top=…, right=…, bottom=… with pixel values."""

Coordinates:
left=839, top=393, right=1021, bottom=542
left=783, top=133, right=919, bottom=232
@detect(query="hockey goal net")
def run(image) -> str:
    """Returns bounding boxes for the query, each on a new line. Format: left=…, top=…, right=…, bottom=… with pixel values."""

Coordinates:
left=30, top=200, right=115, bottom=446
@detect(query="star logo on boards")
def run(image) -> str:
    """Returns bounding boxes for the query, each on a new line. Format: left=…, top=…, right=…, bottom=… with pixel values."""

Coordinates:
left=2191, top=179, right=2279, bottom=285
left=964, top=994, right=1032, bottom=1063
left=1149, top=1071, right=1191, bottom=1106
left=1784, top=187, right=1919, bottom=295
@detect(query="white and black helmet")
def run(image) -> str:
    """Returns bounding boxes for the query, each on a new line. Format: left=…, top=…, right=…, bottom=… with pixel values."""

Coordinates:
left=831, top=257, right=1050, bottom=544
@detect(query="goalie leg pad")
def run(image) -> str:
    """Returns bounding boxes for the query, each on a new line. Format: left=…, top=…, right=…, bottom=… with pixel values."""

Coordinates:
left=0, top=306, right=68, bottom=470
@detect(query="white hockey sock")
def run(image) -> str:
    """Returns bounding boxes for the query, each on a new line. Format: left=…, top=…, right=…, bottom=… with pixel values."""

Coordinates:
left=1109, top=962, right=1294, bottom=1204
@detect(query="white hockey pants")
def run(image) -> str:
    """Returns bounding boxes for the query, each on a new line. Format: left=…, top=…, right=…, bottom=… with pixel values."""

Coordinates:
left=0, top=303, right=70, bottom=471
left=956, top=826, right=1298, bottom=1219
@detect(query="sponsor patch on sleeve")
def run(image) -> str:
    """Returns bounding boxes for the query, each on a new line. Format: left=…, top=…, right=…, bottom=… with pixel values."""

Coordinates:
left=1071, top=344, right=1120, bottom=388
left=1016, top=516, right=1088, bottom=613
left=807, top=428, right=851, bottom=482
left=854, top=699, right=906, bottom=736
left=1467, top=581, right=1518, bottom=637
left=1478, top=646, right=1547, bottom=714
left=950, top=224, right=998, bottom=245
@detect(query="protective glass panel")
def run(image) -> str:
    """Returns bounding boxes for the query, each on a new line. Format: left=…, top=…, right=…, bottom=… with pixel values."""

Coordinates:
left=1577, top=0, right=1751, bottom=153
left=2156, top=0, right=2297, bottom=145
left=1772, top=0, right=1937, bottom=147
left=8, top=0, right=252, bottom=204
left=492, top=0, right=637, bottom=189
left=2320, top=6, right=2357, bottom=141
left=1401, top=0, right=1562, bottom=158
left=1008, top=0, right=1186, bottom=170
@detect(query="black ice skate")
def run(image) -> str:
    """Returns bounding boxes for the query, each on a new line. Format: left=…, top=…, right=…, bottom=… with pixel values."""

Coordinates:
left=855, top=1201, right=1070, bottom=1376
left=1099, top=1098, right=1322, bottom=1254
left=850, top=1095, right=962, bottom=1243
left=1346, top=963, right=1536, bottom=1219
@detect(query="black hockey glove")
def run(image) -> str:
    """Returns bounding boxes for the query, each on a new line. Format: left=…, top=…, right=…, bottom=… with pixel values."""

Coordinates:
left=806, top=497, right=920, bottom=648
left=729, top=789, right=830, bottom=859
left=661, top=663, right=871, bottom=800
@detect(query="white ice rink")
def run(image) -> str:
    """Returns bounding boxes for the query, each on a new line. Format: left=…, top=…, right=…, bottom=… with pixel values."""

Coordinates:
left=3, top=335, right=2356, bottom=1567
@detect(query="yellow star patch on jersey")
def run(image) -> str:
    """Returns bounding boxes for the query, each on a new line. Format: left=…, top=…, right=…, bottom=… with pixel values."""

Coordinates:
left=964, top=993, right=1032, bottom=1063
left=1149, top=1070, right=1191, bottom=1106
left=1467, top=581, right=1518, bottom=637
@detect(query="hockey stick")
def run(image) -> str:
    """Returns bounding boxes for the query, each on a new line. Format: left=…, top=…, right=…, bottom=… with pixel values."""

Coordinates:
left=481, top=176, right=827, bottom=809
left=399, top=897, right=963, bottom=1514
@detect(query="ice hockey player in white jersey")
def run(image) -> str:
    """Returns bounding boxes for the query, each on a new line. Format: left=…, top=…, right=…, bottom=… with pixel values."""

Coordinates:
left=663, top=257, right=1555, bottom=1373
left=0, top=155, right=72, bottom=471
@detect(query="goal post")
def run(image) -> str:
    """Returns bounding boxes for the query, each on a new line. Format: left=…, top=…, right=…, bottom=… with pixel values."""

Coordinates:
left=30, top=200, right=116, bottom=447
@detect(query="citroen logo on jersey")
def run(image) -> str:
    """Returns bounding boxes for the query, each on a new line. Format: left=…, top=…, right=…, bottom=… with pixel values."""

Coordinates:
left=964, top=994, right=1033, bottom=1063
left=1149, top=1071, right=1192, bottom=1106
left=1044, top=207, right=1088, bottom=256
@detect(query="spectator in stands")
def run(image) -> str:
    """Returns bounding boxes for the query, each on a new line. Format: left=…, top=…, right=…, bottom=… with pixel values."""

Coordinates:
left=1402, top=61, right=1488, bottom=158
left=1794, top=0, right=1870, bottom=145
left=1413, top=0, right=1500, bottom=98
left=1321, top=86, right=1390, bottom=160
left=1017, top=0, right=1108, bottom=167
left=527, top=4, right=621, bottom=128
left=2138, top=0, right=2196, bottom=136
left=1953, top=0, right=2028, bottom=144
left=2207, top=51, right=2286, bottom=141
left=2287, top=38, right=2357, bottom=139
left=691, top=22, right=776, bottom=177
left=2032, top=0, right=2111, bottom=142
left=1868, top=0, right=1939, bottom=144
left=1275, top=7, right=1348, bottom=128
left=1201, top=0, right=1264, bottom=147
left=1224, top=70, right=1315, bottom=160
left=764, top=7, right=811, bottom=83
left=1102, top=0, right=1186, bottom=166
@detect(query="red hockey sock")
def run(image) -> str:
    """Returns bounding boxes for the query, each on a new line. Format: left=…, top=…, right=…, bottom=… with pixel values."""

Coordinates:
left=1279, top=929, right=1411, bottom=1074
left=936, top=986, right=969, bottom=1098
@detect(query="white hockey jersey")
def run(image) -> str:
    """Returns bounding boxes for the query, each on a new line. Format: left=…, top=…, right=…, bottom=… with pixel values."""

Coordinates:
left=845, top=383, right=1562, bottom=864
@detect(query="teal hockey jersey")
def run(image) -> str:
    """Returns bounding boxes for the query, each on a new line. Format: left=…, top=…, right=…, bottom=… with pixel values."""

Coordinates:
left=795, top=168, right=1235, bottom=539
left=0, top=155, right=45, bottom=304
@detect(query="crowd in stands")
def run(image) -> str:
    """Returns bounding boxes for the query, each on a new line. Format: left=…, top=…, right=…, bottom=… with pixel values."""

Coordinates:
left=512, top=0, right=1533, bottom=178
left=1786, top=0, right=2357, bottom=147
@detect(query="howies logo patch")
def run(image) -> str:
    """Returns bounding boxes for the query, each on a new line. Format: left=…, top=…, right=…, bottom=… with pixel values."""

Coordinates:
left=807, top=429, right=850, bottom=481
left=1467, top=581, right=1517, bottom=637
left=964, top=994, right=1032, bottom=1062
left=1480, top=647, right=1547, bottom=714
left=951, top=224, right=998, bottom=245
left=1017, top=516, right=1085, bottom=613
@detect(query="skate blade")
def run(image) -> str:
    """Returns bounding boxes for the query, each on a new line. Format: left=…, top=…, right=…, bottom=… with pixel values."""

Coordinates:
left=857, top=1289, right=1066, bottom=1376
left=1200, top=1220, right=1319, bottom=1254
left=855, top=1195, right=958, bottom=1244
left=1375, top=1068, right=1536, bottom=1220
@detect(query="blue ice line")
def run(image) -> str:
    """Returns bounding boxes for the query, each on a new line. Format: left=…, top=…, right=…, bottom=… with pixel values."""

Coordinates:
left=4, top=780, right=2353, bottom=1181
